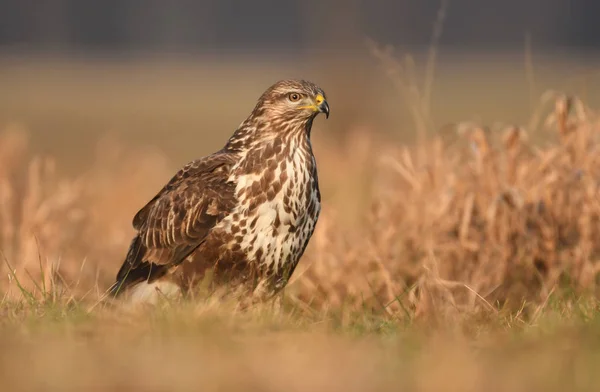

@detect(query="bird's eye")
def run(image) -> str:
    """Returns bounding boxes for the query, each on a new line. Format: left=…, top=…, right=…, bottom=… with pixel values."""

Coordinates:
left=288, top=93, right=301, bottom=102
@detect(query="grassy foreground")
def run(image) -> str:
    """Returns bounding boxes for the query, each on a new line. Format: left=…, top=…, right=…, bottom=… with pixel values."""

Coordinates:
left=0, top=294, right=599, bottom=391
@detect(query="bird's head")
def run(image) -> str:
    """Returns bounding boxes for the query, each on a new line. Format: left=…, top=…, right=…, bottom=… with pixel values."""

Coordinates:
left=254, top=79, right=330, bottom=123
left=226, top=79, right=330, bottom=151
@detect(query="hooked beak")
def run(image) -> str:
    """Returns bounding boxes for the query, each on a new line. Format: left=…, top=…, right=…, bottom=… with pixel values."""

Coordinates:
left=319, top=100, right=330, bottom=119
left=315, top=94, right=330, bottom=119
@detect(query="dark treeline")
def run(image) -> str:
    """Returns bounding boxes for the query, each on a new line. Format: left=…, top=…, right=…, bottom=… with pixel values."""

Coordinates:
left=0, top=0, right=598, bottom=54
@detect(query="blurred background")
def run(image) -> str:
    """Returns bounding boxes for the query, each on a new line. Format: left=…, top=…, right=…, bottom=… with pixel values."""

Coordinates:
left=1, top=0, right=600, bottom=169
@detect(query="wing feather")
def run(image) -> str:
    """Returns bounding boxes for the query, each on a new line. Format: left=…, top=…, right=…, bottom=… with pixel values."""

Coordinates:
left=113, top=152, right=237, bottom=291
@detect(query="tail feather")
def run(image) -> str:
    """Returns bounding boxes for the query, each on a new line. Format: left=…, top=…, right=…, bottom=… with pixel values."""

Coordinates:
left=122, top=279, right=182, bottom=305
left=110, top=234, right=196, bottom=301
left=109, top=260, right=168, bottom=297
left=110, top=236, right=168, bottom=298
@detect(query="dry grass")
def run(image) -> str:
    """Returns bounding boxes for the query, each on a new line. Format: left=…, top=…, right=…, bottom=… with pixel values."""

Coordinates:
left=3, top=51, right=600, bottom=389
left=295, top=94, right=600, bottom=329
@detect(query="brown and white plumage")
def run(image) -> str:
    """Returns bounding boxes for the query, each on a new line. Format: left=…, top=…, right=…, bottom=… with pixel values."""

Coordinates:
left=109, top=79, right=329, bottom=303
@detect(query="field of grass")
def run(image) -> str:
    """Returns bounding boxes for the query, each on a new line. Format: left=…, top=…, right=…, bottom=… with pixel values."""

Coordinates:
left=2, top=49, right=600, bottom=390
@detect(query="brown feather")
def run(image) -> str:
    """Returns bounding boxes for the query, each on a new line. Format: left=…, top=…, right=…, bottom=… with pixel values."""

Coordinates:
left=111, top=153, right=237, bottom=294
left=110, top=79, right=328, bottom=300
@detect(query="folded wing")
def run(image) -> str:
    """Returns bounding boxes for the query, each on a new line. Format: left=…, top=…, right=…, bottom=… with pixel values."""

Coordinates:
left=111, top=152, right=237, bottom=295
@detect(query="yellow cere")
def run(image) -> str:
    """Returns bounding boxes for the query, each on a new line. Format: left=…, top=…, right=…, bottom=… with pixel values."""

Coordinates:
left=297, top=93, right=324, bottom=112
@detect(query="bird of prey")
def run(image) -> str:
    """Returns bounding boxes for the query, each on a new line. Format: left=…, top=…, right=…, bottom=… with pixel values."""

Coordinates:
left=109, top=79, right=330, bottom=304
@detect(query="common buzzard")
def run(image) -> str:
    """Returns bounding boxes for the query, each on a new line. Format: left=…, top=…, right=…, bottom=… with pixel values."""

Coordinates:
left=109, top=79, right=329, bottom=304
